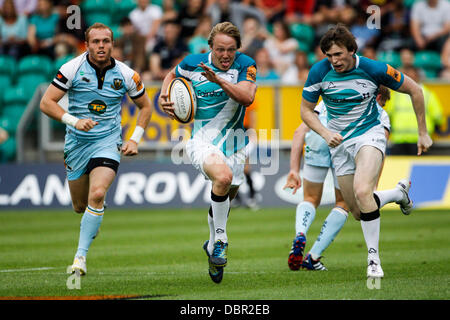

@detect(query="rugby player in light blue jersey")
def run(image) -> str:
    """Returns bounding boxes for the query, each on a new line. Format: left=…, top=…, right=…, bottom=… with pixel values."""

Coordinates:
left=300, top=24, right=432, bottom=278
left=40, top=23, right=153, bottom=275
left=159, top=22, right=257, bottom=283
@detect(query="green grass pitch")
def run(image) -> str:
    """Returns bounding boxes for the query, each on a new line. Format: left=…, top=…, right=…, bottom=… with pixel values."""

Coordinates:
left=0, top=207, right=448, bottom=300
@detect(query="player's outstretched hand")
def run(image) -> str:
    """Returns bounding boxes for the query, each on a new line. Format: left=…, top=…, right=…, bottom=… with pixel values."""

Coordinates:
left=417, top=133, right=433, bottom=155
left=75, top=119, right=98, bottom=132
left=199, top=62, right=220, bottom=84
left=122, top=140, right=138, bottom=156
left=283, top=170, right=302, bottom=194
left=159, top=93, right=175, bottom=119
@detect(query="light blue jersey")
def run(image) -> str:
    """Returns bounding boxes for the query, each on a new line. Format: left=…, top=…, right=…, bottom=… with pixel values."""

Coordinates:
left=52, top=52, right=145, bottom=180
left=175, top=51, right=257, bottom=156
left=302, top=55, right=403, bottom=141
left=52, top=52, right=145, bottom=141
left=304, top=102, right=332, bottom=168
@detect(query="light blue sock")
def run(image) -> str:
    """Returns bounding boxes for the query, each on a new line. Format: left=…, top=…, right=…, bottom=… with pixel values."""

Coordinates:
left=295, top=201, right=316, bottom=236
left=75, top=206, right=104, bottom=257
left=310, top=207, right=348, bottom=259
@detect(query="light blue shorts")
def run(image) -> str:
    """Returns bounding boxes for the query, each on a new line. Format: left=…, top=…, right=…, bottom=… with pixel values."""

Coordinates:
left=63, top=130, right=122, bottom=181
left=304, top=129, right=332, bottom=168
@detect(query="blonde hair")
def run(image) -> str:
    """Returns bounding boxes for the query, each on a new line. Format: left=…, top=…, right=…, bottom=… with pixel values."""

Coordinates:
left=208, top=22, right=241, bottom=49
left=85, top=23, right=114, bottom=43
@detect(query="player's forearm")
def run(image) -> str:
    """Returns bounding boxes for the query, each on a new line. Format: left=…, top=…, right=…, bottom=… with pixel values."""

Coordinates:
left=217, top=78, right=255, bottom=107
left=130, top=93, right=153, bottom=144
left=301, top=104, right=329, bottom=139
left=410, top=88, right=428, bottom=135
left=40, top=96, right=66, bottom=122
left=289, top=123, right=308, bottom=172
left=135, top=99, right=153, bottom=130
left=161, top=68, right=176, bottom=96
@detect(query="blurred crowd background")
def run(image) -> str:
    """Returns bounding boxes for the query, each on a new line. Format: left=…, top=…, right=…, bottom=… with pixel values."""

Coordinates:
left=0, top=0, right=449, bottom=163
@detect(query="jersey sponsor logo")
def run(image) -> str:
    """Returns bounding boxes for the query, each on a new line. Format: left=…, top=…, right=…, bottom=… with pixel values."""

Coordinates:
left=132, top=72, right=143, bottom=91
left=327, top=94, right=368, bottom=103
left=197, top=89, right=226, bottom=97
left=355, top=80, right=368, bottom=88
left=88, top=99, right=107, bottom=115
left=111, top=78, right=123, bottom=90
left=386, top=64, right=401, bottom=82
left=246, top=65, right=256, bottom=81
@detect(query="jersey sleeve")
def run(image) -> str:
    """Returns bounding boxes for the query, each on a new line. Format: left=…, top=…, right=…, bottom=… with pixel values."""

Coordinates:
left=117, top=60, right=145, bottom=99
left=175, top=53, right=207, bottom=81
left=51, top=54, right=84, bottom=91
left=127, top=71, right=145, bottom=99
left=302, top=59, right=330, bottom=103
left=236, top=53, right=257, bottom=83
left=360, top=57, right=404, bottom=91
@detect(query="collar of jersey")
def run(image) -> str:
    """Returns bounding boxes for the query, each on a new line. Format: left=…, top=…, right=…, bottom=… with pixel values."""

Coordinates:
left=86, top=54, right=116, bottom=74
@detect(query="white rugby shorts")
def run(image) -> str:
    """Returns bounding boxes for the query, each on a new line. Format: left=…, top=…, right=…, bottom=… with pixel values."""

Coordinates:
left=185, top=138, right=246, bottom=186
left=330, top=124, right=387, bottom=176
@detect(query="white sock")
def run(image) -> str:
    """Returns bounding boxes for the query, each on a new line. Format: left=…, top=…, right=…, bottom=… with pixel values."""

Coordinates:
left=360, top=210, right=381, bottom=264
left=211, top=192, right=230, bottom=243
left=374, top=188, right=403, bottom=208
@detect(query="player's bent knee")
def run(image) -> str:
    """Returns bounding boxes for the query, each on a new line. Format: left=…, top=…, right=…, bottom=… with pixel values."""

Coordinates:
left=354, top=184, right=374, bottom=204
left=89, top=186, right=107, bottom=204
left=214, top=172, right=233, bottom=189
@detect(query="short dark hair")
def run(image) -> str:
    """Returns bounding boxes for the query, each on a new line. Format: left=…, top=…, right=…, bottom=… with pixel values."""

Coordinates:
left=319, top=24, right=357, bottom=54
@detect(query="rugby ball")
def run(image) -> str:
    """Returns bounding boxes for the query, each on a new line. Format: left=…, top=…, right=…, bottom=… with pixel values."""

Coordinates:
left=167, top=77, right=197, bottom=123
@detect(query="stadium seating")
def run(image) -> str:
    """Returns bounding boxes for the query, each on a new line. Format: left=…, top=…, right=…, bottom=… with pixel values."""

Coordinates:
left=0, top=114, right=18, bottom=134
left=113, top=0, right=137, bottom=25
left=17, top=55, right=54, bottom=80
left=18, top=74, right=48, bottom=97
left=0, top=75, right=12, bottom=110
left=3, top=86, right=28, bottom=110
left=0, top=136, right=16, bottom=162
left=290, top=23, right=315, bottom=53
left=81, top=0, right=112, bottom=26
left=81, top=0, right=110, bottom=13
left=414, top=51, right=442, bottom=79
left=0, top=55, right=16, bottom=78
left=377, top=51, right=401, bottom=69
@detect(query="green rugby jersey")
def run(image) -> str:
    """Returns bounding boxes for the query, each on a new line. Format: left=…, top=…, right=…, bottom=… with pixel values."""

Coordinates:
left=175, top=51, right=257, bottom=156
left=302, top=55, right=403, bottom=141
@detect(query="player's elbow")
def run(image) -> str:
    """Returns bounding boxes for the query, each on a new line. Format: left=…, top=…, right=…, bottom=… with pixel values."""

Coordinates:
left=242, top=96, right=254, bottom=108
left=414, top=85, right=424, bottom=99
left=39, top=96, right=50, bottom=114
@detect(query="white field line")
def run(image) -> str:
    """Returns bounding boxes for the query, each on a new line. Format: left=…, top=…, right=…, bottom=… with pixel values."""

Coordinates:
left=0, top=267, right=58, bottom=273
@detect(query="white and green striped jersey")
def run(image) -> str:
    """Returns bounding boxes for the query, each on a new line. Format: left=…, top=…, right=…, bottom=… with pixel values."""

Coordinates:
left=175, top=51, right=257, bottom=156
